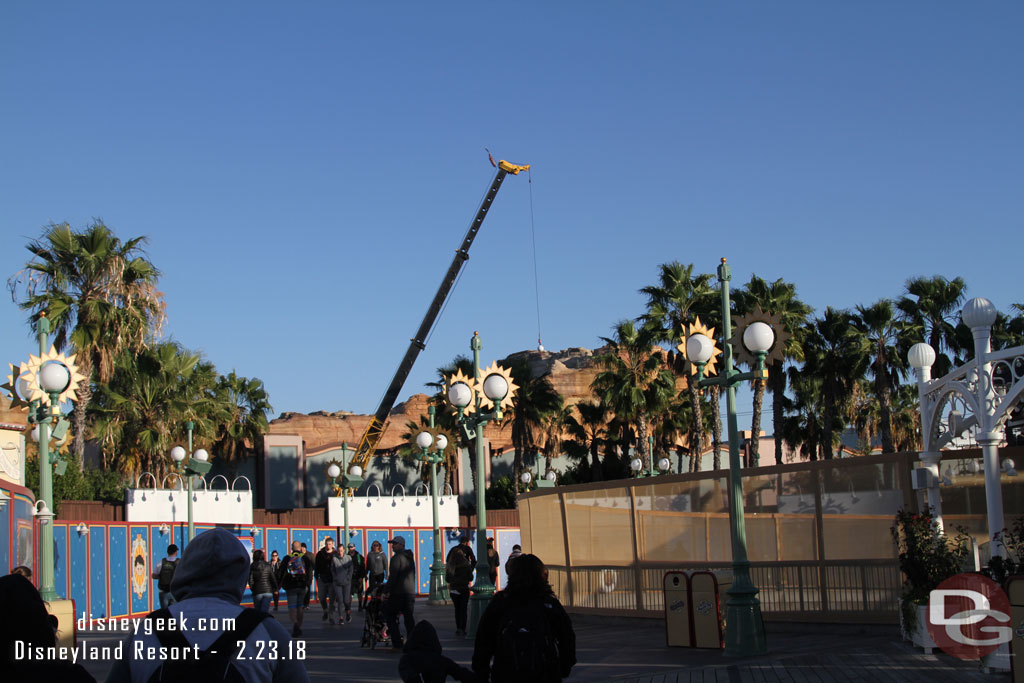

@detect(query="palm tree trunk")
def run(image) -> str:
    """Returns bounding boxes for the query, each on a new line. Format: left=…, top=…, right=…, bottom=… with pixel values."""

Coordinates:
left=686, top=380, right=704, bottom=472
left=770, top=362, right=786, bottom=465
left=877, top=374, right=895, bottom=454
left=72, top=382, right=92, bottom=460
left=750, top=379, right=765, bottom=467
left=636, top=418, right=649, bottom=471
left=709, top=385, right=721, bottom=472
left=822, top=398, right=835, bottom=460
left=590, top=440, right=602, bottom=481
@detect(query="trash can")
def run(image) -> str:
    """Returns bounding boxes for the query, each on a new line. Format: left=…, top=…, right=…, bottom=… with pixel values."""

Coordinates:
left=690, top=571, right=724, bottom=649
left=663, top=571, right=692, bottom=647
left=1008, top=577, right=1024, bottom=683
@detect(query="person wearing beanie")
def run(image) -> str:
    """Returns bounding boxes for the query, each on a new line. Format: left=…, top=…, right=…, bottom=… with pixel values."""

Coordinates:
left=106, top=528, right=309, bottom=682
left=385, top=535, right=417, bottom=650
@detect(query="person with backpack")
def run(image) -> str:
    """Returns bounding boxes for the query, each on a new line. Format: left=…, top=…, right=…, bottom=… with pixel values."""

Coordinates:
left=472, top=554, right=575, bottom=683
left=365, top=540, right=388, bottom=609
left=249, top=548, right=278, bottom=613
left=399, top=620, right=478, bottom=683
left=279, top=540, right=314, bottom=636
left=385, top=535, right=417, bottom=650
left=107, top=527, right=309, bottom=683
left=301, top=542, right=315, bottom=609
left=348, top=542, right=366, bottom=610
left=445, top=536, right=474, bottom=637
left=150, top=543, right=179, bottom=609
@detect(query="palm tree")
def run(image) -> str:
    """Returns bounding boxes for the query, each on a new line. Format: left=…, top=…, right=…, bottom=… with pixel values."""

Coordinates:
left=592, top=320, right=675, bottom=472
left=853, top=300, right=908, bottom=453
left=211, top=371, right=273, bottom=469
left=427, top=355, right=477, bottom=488
left=9, top=221, right=166, bottom=459
left=640, top=262, right=716, bottom=471
left=896, top=276, right=966, bottom=377
left=563, top=400, right=608, bottom=481
left=735, top=275, right=813, bottom=465
left=507, top=360, right=563, bottom=494
left=800, top=309, right=870, bottom=459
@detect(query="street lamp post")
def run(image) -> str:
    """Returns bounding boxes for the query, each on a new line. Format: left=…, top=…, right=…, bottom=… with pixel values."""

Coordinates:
left=327, top=442, right=364, bottom=552
left=415, top=406, right=452, bottom=605
left=685, top=258, right=774, bottom=658
left=169, top=422, right=211, bottom=543
left=445, top=332, right=517, bottom=636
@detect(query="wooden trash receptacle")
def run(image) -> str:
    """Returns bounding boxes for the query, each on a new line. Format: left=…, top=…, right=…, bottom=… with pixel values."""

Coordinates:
left=690, top=571, right=724, bottom=649
left=663, top=571, right=693, bottom=647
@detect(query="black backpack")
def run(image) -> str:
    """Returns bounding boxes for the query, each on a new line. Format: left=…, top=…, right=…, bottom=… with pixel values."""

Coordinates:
left=157, top=558, right=178, bottom=592
left=145, top=607, right=270, bottom=682
left=494, top=598, right=558, bottom=678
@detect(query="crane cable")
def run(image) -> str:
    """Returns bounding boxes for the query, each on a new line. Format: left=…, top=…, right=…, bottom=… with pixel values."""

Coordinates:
left=528, top=169, right=544, bottom=351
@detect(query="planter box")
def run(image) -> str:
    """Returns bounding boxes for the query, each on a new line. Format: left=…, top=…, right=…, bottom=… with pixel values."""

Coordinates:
left=899, top=601, right=938, bottom=654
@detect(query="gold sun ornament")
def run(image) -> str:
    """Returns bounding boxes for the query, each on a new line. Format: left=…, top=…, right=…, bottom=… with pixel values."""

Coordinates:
left=445, top=368, right=477, bottom=416
left=325, top=459, right=344, bottom=497
left=20, top=346, right=88, bottom=406
left=1, top=363, right=31, bottom=411
left=677, top=315, right=722, bottom=377
left=730, top=306, right=790, bottom=370
left=475, top=361, right=518, bottom=412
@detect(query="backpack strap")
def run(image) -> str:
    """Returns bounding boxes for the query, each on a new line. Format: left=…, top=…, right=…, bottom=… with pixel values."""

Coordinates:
left=207, top=608, right=271, bottom=655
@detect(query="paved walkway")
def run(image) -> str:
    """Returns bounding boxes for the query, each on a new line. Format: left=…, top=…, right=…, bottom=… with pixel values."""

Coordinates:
left=77, top=601, right=1010, bottom=681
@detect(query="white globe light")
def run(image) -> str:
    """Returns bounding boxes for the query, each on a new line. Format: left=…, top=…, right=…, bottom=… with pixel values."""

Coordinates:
left=349, top=464, right=363, bottom=478
left=448, top=382, right=473, bottom=408
left=742, top=322, right=775, bottom=353
left=907, top=343, right=936, bottom=369
left=416, top=432, right=433, bottom=449
left=482, top=374, right=509, bottom=401
left=1003, top=459, right=1016, bottom=473
left=170, top=446, right=186, bottom=462
left=520, top=471, right=532, bottom=485
left=327, top=463, right=341, bottom=479
left=193, top=448, right=209, bottom=462
left=30, top=425, right=40, bottom=443
left=39, top=362, right=71, bottom=393
left=962, top=297, right=997, bottom=329
left=16, top=377, right=32, bottom=401
left=966, top=460, right=980, bottom=475
left=545, top=470, right=557, bottom=482
left=630, top=457, right=643, bottom=472
left=658, top=457, right=671, bottom=472
left=686, top=334, right=715, bottom=364
left=436, top=434, right=449, bottom=450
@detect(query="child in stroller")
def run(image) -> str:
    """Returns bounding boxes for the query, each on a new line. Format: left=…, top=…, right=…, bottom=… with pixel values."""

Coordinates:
left=360, top=582, right=389, bottom=649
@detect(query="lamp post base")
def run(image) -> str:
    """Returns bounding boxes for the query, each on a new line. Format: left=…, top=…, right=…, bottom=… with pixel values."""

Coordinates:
left=723, top=572, right=768, bottom=657
left=428, top=562, right=452, bottom=605
left=467, top=581, right=495, bottom=637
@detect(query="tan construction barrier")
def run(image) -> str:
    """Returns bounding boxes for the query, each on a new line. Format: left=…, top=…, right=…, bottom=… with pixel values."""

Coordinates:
left=663, top=572, right=692, bottom=647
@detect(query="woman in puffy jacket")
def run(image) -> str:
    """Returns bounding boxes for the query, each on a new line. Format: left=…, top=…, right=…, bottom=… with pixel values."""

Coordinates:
left=249, top=549, right=279, bottom=613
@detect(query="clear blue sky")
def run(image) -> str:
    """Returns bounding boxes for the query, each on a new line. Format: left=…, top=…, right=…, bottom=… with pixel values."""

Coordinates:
left=2, top=3, right=1021, bottom=419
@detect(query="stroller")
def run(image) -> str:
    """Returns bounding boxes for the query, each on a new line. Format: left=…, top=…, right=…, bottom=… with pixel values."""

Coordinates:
left=360, top=583, right=389, bottom=649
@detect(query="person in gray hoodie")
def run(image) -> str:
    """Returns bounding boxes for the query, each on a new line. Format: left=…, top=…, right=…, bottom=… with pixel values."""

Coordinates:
left=385, top=535, right=417, bottom=649
left=328, top=543, right=354, bottom=624
left=106, top=527, right=309, bottom=683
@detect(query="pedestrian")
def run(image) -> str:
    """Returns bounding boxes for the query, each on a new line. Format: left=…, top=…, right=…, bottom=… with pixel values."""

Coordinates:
left=445, top=534, right=474, bottom=637
left=398, top=620, right=477, bottom=683
left=486, top=538, right=499, bottom=586
left=279, top=540, right=314, bottom=636
left=270, top=550, right=282, bottom=611
left=328, top=540, right=353, bottom=624
left=10, top=566, right=32, bottom=578
left=385, top=535, right=417, bottom=650
left=249, top=549, right=278, bottom=613
left=472, top=554, right=575, bottom=683
left=107, top=528, right=309, bottom=682
left=0, top=574, right=96, bottom=681
left=301, top=542, right=315, bottom=609
left=504, top=544, right=523, bottom=579
left=365, top=540, right=388, bottom=609
left=348, top=542, right=366, bottom=610
left=150, top=543, right=179, bottom=609
left=314, top=537, right=336, bottom=621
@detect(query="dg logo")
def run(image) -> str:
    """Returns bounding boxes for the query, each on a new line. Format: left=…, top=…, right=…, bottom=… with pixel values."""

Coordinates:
left=926, top=573, right=1011, bottom=660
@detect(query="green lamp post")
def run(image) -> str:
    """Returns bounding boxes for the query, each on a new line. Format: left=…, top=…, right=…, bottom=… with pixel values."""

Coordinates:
left=327, top=442, right=363, bottom=551
left=684, top=258, right=775, bottom=658
left=445, top=332, right=517, bottom=637
left=522, top=451, right=556, bottom=489
left=169, top=420, right=211, bottom=543
left=415, top=405, right=453, bottom=605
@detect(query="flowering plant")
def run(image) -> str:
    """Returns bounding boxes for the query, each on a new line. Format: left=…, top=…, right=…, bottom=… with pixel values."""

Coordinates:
left=890, top=508, right=970, bottom=633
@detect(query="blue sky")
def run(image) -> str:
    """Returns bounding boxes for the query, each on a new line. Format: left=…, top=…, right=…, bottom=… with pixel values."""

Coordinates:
left=2, top=3, right=1021, bottom=419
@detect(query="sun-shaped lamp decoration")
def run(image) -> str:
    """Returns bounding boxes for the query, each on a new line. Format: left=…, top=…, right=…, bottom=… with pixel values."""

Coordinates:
left=326, top=459, right=344, bottom=497
left=678, top=316, right=722, bottom=378
left=445, top=368, right=478, bottom=416
left=1, top=363, right=31, bottom=411
left=729, top=306, right=789, bottom=374
left=19, top=346, right=88, bottom=407
left=475, top=361, right=518, bottom=415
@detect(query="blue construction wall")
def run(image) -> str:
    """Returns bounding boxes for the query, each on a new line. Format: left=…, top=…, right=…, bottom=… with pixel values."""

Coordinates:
left=48, top=520, right=520, bottom=622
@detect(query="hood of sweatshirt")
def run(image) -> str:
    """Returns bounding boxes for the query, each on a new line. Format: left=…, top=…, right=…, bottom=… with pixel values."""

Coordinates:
left=170, top=527, right=250, bottom=603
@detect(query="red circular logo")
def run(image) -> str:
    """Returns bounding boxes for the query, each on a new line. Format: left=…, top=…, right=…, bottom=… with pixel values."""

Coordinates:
left=926, top=573, right=1012, bottom=660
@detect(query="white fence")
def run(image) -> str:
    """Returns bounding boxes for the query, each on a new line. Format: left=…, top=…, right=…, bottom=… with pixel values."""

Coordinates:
left=327, top=484, right=459, bottom=527
left=126, top=474, right=253, bottom=525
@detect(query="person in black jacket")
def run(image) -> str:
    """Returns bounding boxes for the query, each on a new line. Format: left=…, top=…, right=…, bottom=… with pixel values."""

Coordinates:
left=399, top=620, right=477, bottom=683
left=249, top=549, right=278, bottom=613
left=445, top=538, right=474, bottom=637
left=314, top=537, right=336, bottom=621
left=472, top=554, right=575, bottom=683
left=385, top=535, right=417, bottom=649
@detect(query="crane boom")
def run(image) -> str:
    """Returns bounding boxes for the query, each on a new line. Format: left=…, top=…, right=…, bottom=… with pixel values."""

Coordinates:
left=350, top=159, right=529, bottom=471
